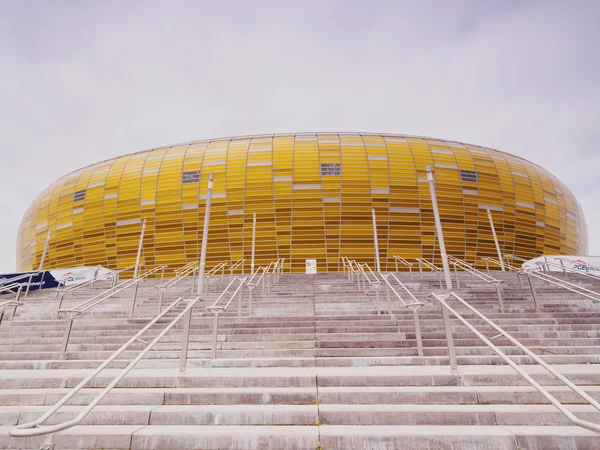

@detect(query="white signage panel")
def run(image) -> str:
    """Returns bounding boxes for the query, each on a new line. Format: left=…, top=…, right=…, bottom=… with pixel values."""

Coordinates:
left=522, top=256, right=600, bottom=274
left=305, top=259, right=317, bottom=274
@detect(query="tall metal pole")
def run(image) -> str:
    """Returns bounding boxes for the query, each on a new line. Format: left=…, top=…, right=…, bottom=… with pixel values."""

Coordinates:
left=197, top=173, right=214, bottom=294
left=426, top=164, right=452, bottom=289
left=251, top=212, right=256, bottom=274
left=372, top=208, right=381, bottom=272
left=28, top=231, right=51, bottom=297
left=487, top=209, right=505, bottom=271
left=133, top=219, right=146, bottom=279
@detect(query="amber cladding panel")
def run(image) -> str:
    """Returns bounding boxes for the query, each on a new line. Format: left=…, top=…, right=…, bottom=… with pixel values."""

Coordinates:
left=16, top=133, right=588, bottom=274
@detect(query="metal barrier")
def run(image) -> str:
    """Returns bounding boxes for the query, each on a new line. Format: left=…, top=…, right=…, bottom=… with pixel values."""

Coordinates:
left=486, top=257, right=600, bottom=308
left=428, top=291, right=600, bottom=434
left=229, top=258, right=245, bottom=276
left=9, top=295, right=202, bottom=439
left=355, top=262, right=382, bottom=314
left=416, top=258, right=444, bottom=288
left=393, top=255, right=414, bottom=278
left=246, top=265, right=267, bottom=315
left=57, top=265, right=167, bottom=357
left=206, top=276, right=248, bottom=358
left=448, top=255, right=505, bottom=311
left=0, top=300, right=23, bottom=325
left=155, top=263, right=196, bottom=313
left=55, top=265, right=136, bottom=305
left=204, top=262, right=227, bottom=292
left=380, top=273, right=425, bottom=356
left=0, top=272, right=40, bottom=298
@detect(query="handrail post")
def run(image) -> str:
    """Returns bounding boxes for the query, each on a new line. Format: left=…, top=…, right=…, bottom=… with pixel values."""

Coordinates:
left=248, top=286, right=254, bottom=316
left=386, top=283, right=393, bottom=315
left=440, top=302, right=458, bottom=372
left=29, top=231, right=51, bottom=298
left=160, top=266, right=165, bottom=286
left=559, top=259, right=567, bottom=278
left=374, top=285, right=381, bottom=315
left=409, top=264, right=413, bottom=279
left=419, top=259, right=423, bottom=279
left=413, top=308, right=424, bottom=357
left=527, top=275, right=539, bottom=309
left=157, top=288, right=165, bottom=315
left=395, top=259, right=398, bottom=273
left=211, top=311, right=220, bottom=360
left=495, top=283, right=505, bottom=312
left=220, top=264, right=225, bottom=286
left=57, top=290, right=66, bottom=316
left=237, top=284, right=243, bottom=317
left=60, top=317, right=74, bottom=359
left=179, top=305, right=193, bottom=373
left=485, top=259, right=490, bottom=275
left=24, top=273, right=35, bottom=298
left=130, top=282, right=140, bottom=316
left=453, top=264, right=460, bottom=289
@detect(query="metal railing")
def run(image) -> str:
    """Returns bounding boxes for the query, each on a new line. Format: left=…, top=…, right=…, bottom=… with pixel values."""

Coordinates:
left=448, top=255, right=505, bottom=311
left=428, top=291, right=600, bottom=435
left=355, top=262, right=383, bottom=314
left=245, top=265, right=267, bottom=315
left=380, top=272, right=425, bottom=356
left=57, top=265, right=167, bottom=357
left=0, top=282, right=25, bottom=301
left=393, top=255, right=414, bottom=278
left=0, top=300, right=23, bottom=325
left=203, top=262, right=228, bottom=292
left=0, top=271, right=41, bottom=298
left=416, top=258, right=444, bottom=288
left=9, top=294, right=202, bottom=439
left=155, top=263, right=196, bottom=313
left=264, top=258, right=284, bottom=293
left=487, top=257, right=600, bottom=307
left=55, top=265, right=136, bottom=305
left=206, top=276, right=248, bottom=358
left=229, top=258, right=245, bottom=276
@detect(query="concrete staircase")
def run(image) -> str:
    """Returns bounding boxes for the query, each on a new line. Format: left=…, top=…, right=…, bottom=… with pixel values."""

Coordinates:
left=0, top=271, right=599, bottom=448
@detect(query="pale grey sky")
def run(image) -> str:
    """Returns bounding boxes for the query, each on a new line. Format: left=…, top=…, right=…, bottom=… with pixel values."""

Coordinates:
left=1, top=0, right=599, bottom=271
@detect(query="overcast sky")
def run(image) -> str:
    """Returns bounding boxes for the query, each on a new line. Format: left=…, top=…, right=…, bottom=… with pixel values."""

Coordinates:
left=1, top=0, right=599, bottom=272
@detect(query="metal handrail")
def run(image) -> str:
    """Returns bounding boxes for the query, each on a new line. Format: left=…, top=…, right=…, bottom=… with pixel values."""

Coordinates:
left=523, top=267, right=600, bottom=303
left=554, top=256, right=600, bottom=273
left=0, top=272, right=40, bottom=287
left=59, top=265, right=166, bottom=315
left=428, top=291, right=600, bottom=435
left=9, top=295, right=202, bottom=438
left=481, top=256, right=516, bottom=273
left=0, top=300, right=23, bottom=324
left=448, top=255, right=505, bottom=310
left=203, top=262, right=228, bottom=292
left=229, top=258, right=245, bottom=274
left=55, top=265, right=136, bottom=300
left=415, top=258, right=444, bottom=288
left=496, top=258, right=600, bottom=304
left=393, top=255, right=414, bottom=278
left=530, top=259, right=600, bottom=281
left=247, top=266, right=266, bottom=288
left=358, top=262, right=381, bottom=286
left=380, top=272, right=424, bottom=356
left=206, top=262, right=227, bottom=276
left=155, top=263, right=195, bottom=313
left=206, top=277, right=248, bottom=358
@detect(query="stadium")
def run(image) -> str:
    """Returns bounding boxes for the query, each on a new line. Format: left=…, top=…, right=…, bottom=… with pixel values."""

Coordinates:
left=16, top=132, right=587, bottom=274
left=4, top=133, right=600, bottom=449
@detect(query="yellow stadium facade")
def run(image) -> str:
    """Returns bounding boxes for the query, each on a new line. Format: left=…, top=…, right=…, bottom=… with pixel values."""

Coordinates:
left=16, top=133, right=588, bottom=274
